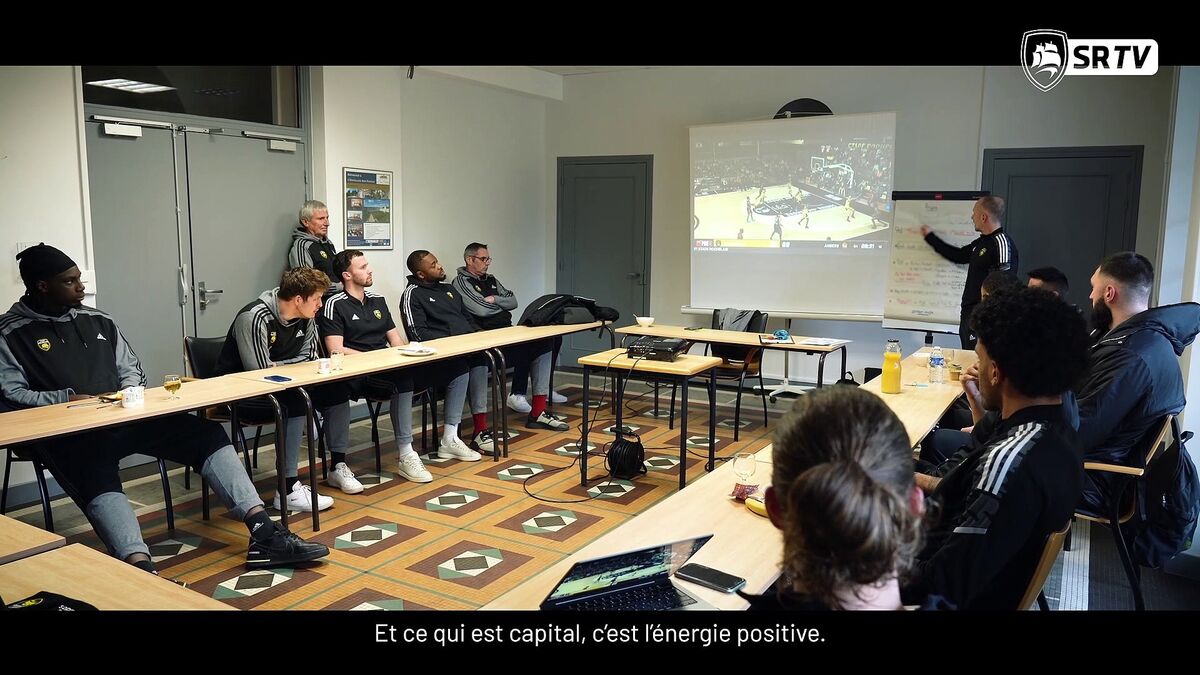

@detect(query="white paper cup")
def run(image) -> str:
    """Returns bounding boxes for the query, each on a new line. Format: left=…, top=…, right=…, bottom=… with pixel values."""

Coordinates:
left=318, top=358, right=331, bottom=374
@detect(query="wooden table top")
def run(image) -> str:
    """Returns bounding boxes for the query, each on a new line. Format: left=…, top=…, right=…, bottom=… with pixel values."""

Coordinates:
left=615, top=324, right=850, bottom=352
left=578, top=349, right=724, bottom=377
left=860, top=347, right=979, bottom=447
left=0, top=544, right=232, bottom=610
left=0, top=514, right=64, bottom=565
left=0, top=377, right=282, bottom=447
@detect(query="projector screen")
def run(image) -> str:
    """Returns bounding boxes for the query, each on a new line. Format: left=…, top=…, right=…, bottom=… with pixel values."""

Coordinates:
left=690, top=112, right=897, bottom=317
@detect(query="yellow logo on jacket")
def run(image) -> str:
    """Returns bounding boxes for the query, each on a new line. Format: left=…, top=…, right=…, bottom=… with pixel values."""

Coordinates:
left=36, top=338, right=50, bottom=352
left=320, top=250, right=329, bottom=259
left=373, top=309, right=382, bottom=320
left=979, top=248, right=987, bottom=257
left=269, top=331, right=277, bottom=345
left=447, top=292, right=454, bottom=299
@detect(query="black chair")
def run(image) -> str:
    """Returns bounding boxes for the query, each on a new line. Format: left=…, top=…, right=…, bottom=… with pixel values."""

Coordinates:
left=660, top=310, right=769, bottom=441
left=1073, top=414, right=1181, bottom=611
left=183, top=336, right=267, bottom=519
left=1, top=429, right=176, bottom=534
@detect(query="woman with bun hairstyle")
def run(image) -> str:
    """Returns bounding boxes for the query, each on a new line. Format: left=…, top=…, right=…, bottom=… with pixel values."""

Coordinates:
left=741, top=386, right=947, bottom=610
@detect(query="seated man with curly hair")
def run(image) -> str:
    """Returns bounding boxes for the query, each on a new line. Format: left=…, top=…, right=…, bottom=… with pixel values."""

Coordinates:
left=904, top=286, right=1091, bottom=609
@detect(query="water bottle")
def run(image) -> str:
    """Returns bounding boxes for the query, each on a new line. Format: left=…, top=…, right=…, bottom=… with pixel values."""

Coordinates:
left=929, top=346, right=945, bottom=384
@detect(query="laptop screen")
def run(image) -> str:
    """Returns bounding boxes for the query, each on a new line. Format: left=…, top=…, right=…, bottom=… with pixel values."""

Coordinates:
left=544, top=535, right=713, bottom=603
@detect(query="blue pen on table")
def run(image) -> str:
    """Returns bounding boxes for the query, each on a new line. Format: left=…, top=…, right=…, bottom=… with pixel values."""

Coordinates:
left=905, top=383, right=929, bottom=388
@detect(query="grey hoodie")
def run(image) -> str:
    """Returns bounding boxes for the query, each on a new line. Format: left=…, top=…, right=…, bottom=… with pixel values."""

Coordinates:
left=216, top=289, right=318, bottom=374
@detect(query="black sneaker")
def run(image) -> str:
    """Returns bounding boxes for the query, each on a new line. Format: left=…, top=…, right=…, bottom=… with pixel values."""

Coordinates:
left=246, top=527, right=329, bottom=569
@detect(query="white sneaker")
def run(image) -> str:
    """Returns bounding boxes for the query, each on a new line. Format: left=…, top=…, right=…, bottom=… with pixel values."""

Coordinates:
left=397, top=453, right=433, bottom=483
left=472, top=429, right=496, bottom=454
left=272, top=482, right=334, bottom=513
left=439, top=434, right=483, bottom=461
left=551, top=391, right=568, bottom=404
left=506, top=394, right=531, bottom=413
left=327, top=462, right=364, bottom=494
left=527, top=410, right=570, bottom=431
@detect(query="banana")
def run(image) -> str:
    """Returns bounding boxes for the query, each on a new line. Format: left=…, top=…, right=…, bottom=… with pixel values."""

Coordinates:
left=745, top=495, right=768, bottom=517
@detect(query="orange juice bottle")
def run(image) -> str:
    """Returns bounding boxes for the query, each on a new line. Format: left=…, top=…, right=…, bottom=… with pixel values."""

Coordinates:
left=881, top=340, right=902, bottom=394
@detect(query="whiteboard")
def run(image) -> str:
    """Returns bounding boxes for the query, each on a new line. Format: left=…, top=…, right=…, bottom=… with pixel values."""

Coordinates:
left=882, top=193, right=985, bottom=334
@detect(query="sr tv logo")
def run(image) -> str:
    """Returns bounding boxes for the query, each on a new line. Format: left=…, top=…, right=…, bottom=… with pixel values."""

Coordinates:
left=1021, top=29, right=1158, bottom=92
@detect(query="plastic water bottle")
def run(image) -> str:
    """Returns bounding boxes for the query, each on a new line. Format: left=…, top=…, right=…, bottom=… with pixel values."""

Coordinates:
left=929, top=346, right=945, bottom=384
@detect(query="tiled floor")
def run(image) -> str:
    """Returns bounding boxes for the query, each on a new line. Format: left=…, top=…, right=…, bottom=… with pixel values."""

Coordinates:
left=10, top=372, right=1199, bottom=610
left=7, top=375, right=782, bottom=609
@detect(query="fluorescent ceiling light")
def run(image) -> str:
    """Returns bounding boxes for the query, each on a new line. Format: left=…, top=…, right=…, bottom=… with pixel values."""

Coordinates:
left=86, top=78, right=175, bottom=94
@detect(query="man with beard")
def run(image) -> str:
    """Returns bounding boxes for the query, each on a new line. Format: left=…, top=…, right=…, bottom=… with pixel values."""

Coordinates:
left=1076, top=252, right=1200, bottom=513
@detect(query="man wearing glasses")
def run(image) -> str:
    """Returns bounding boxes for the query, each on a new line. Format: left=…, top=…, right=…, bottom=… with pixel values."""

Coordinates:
left=452, top=243, right=568, bottom=431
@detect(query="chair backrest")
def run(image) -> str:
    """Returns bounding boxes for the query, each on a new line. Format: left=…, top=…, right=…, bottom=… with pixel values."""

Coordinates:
left=1017, top=519, right=1072, bottom=610
left=1141, top=414, right=1176, bottom=470
left=711, top=309, right=769, bottom=362
left=184, top=336, right=227, bottom=379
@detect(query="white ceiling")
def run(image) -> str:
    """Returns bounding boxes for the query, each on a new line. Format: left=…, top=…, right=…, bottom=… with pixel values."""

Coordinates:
left=531, top=66, right=661, bottom=76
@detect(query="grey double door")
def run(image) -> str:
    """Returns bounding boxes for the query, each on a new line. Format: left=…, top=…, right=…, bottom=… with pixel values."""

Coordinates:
left=85, top=118, right=307, bottom=385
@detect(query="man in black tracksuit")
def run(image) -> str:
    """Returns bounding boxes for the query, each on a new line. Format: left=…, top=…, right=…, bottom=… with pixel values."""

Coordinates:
left=286, top=199, right=340, bottom=295
left=904, top=287, right=1090, bottom=609
left=0, top=244, right=326, bottom=572
left=920, top=196, right=1018, bottom=348
left=1075, top=252, right=1200, bottom=514
left=400, top=249, right=491, bottom=457
left=319, top=249, right=473, bottom=481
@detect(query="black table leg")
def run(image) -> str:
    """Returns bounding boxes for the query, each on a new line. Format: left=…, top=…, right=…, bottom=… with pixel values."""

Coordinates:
left=298, top=387, right=320, bottom=532
left=708, top=368, right=717, bottom=472
left=581, top=366, right=590, bottom=487
left=267, top=394, right=288, bottom=531
left=679, top=376, right=689, bottom=491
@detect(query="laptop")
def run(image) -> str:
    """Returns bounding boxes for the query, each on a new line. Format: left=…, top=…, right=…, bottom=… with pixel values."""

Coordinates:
left=539, top=535, right=717, bottom=611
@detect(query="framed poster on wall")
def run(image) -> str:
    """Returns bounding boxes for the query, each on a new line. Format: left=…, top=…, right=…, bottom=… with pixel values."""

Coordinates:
left=343, top=167, right=393, bottom=250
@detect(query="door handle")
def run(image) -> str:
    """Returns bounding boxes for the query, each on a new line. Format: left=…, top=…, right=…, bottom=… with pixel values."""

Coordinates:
left=178, top=265, right=189, bottom=306
left=198, top=281, right=223, bottom=309
left=626, top=272, right=641, bottom=279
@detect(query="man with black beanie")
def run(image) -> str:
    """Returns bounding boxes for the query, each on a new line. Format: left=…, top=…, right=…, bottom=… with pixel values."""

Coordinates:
left=0, top=244, right=328, bottom=573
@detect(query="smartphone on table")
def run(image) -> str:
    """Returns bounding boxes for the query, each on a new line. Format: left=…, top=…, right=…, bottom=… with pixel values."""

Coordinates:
left=675, top=563, right=746, bottom=593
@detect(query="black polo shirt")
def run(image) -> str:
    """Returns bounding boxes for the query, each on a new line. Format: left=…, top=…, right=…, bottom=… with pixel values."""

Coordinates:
left=318, top=290, right=395, bottom=352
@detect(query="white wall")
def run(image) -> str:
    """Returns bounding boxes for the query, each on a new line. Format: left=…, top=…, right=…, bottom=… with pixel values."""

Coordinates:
left=0, top=66, right=91, bottom=311
left=311, top=67, right=547, bottom=313
left=0, top=66, right=91, bottom=489
left=1171, top=67, right=1200, bottom=566
left=395, top=70, right=547, bottom=308
left=545, top=66, right=1176, bottom=382
left=310, top=66, right=407, bottom=303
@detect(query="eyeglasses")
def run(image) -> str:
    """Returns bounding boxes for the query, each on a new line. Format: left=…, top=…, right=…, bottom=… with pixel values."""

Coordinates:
left=470, top=256, right=493, bottom=263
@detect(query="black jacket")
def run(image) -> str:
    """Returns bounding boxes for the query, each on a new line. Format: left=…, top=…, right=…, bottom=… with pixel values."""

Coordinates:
left=924, top=227, right=1018, bottom=313
left=287, top=226, right=341, bottom=294
left=0, top=298, right=145, bottom=407
left=909, top=403, right=1082, bottom=610
left=399, top=275, right=480, bottom=341
left=1077, top=303, right=1200, bottom=467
